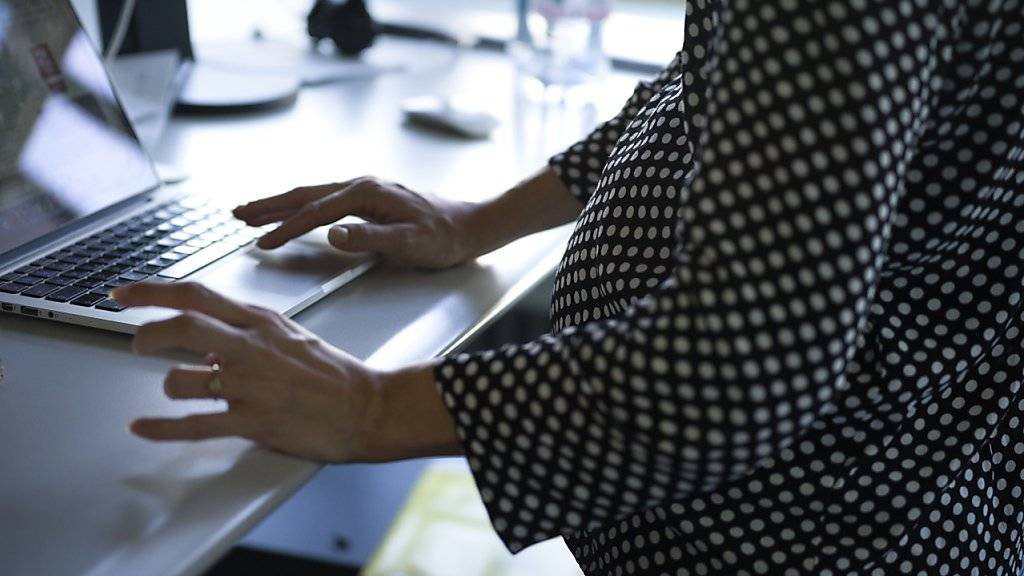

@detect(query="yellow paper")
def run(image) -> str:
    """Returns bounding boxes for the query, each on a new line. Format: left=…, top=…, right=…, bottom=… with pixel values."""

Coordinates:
left=362, top=464, right=584, bottom=576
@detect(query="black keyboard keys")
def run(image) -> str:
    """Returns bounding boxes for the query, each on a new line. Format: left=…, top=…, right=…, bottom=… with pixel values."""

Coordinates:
left=42, top=261, right=74, bottom=272
left=46, top=276, right=76, bottom=287
left=70, top=293, right=106, bottom=307
left=95, top=299, right=127, bottom=312
left=46, top=286, right=87, bottom=303
left=119, top=271, right=150, bottom=282
left=0, top=282, right=30, bottom=294
left=21, top=283, right=61, bottom=298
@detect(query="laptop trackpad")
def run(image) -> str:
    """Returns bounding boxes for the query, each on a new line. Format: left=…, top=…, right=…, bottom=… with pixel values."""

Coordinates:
left=193, top=229, right=370, bottom=306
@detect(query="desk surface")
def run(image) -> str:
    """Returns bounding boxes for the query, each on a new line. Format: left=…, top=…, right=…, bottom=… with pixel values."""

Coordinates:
left=0, top=37, right=638, bottom=576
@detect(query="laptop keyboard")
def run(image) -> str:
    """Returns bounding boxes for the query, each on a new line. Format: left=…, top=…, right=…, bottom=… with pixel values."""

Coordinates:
left=0, top=197, right=262, bottom=313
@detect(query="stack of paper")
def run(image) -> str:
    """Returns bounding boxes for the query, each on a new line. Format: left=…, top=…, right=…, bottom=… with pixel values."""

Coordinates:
left=364, top=464, right=584, bottom=576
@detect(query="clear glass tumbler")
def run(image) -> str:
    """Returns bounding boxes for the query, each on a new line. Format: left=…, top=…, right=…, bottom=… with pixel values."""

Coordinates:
left=511, top=0, right=612, bottom=89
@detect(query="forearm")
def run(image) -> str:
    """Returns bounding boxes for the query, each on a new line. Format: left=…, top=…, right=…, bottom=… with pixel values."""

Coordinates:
left=460, top=167, right=582, bottom=258
left=356, top=360, right=462, bottom=462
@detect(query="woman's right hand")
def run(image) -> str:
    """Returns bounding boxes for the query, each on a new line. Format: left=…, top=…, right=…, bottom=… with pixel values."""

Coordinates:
left=234, top=177, right=481, bottom=269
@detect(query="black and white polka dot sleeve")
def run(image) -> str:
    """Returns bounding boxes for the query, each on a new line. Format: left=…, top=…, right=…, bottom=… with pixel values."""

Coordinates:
left=548, top=51, right=684, bottom=203
left=437, top=0, right=960, bottom=554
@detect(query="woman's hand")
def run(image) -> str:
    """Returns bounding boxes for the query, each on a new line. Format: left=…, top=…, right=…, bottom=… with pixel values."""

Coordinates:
left=233, top=177, right=480, bottom=269
left=115, top=282, right=460, bottom=463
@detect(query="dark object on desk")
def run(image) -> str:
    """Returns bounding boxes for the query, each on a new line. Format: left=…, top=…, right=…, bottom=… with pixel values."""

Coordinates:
left=97, top=0, right=193, bottom=59
left=308, top=0, right=378, bottom=56
left=98, top=0, right=300, bottom=111
left=205, top=546, right=357, bottom=576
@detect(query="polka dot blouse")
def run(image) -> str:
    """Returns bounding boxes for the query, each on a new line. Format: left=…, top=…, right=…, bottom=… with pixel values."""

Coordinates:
left=435, top=0, right=1024, bottom=574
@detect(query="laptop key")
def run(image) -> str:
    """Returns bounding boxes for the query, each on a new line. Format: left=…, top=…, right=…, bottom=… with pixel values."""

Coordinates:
left=21, top=283, right=62, bottom=298
left=158, top=242, right=240, bottom=280
left=16, top=274, right=47, bottom=285
left=96, top=299, right=127, bottom=312
left=70, top=293, right=106, bottom=307
left=46, top=286, right=87, bottom=303
left=0, top=282, right=31, bottom=294
left=61, top=269, right=90, bottom=279
left=147, top=257, right=176, bottom=268
left=158, top=251, right=186, bottom=262
left=119, top=271, right=150, bottom=282
left=43, top=261, right=74, bottom=272
left=33, top=268, right=60, bottom=279
left=223, top=232, right=256, bottom=247
left=55, top=254, right=87, bottom=265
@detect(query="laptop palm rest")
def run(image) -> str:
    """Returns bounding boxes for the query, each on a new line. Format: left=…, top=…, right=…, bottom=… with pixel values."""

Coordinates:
left=191, top=228, right=372, bottom=313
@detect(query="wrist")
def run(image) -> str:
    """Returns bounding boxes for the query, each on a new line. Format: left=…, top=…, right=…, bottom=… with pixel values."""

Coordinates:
left=352, top=360, right=462, bottom=462
left=455, top=197, right=507, bottom=259
left=453, top=167, right=583, bottom=261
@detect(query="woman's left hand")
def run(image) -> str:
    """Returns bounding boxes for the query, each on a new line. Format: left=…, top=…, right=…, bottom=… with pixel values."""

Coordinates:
left=114, top=281, right=383, bottom=463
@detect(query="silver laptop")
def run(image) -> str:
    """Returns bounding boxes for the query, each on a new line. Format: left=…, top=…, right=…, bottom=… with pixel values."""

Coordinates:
left=0, top=0, right=373, bottom=333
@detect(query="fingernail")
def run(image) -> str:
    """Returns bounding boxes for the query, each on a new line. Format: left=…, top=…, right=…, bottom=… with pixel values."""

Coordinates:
left=330, top=226, right=349, bottom=243
left=109, top=287, right=127, bottom=301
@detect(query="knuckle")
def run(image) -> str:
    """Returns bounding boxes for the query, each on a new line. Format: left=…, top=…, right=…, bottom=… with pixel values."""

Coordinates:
left=394, top=229, right=415, bottom=251
left=354, top=176, right=383, bottom=194
left=180, top=281, right=210, bottom=300
left=269, top=329, right=316, bottom=353
left=252, top=306, right=281, bottom=326
left=249, top=305, right=273, bottom=318
left=175, top=311, right=204, bottom=334
left=295, top=201, right=324, bottom=221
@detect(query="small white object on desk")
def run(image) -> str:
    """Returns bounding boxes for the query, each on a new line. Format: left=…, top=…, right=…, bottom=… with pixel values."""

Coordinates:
left=402, top=95, right=500, bottom=139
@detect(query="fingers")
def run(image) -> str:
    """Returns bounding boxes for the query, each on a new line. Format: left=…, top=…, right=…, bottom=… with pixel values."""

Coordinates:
left=328, top=222, right=409, bottom=255
left=233, top=183, right=344, bottom=223
left=111, top=282, right=263, bottom=328
left=242, top=208, right=300, bottom=227
left=164, top=364, right=239, bottom=401
left=130, top=413, right=238, bottom=441
left=133, top=311, right=243, bottom=356
left=256, top=184, right=372, bottom=249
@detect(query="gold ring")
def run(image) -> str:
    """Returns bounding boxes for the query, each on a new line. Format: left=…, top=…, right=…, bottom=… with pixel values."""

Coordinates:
left=208, top=363, right=224, bottom=399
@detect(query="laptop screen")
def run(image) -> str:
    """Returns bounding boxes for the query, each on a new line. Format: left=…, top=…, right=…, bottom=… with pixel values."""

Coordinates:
left=0, top=0, right=159, bottom=257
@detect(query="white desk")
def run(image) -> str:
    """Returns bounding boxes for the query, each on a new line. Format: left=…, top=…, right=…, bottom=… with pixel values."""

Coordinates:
left=0, top=37, right=638, bottom=576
